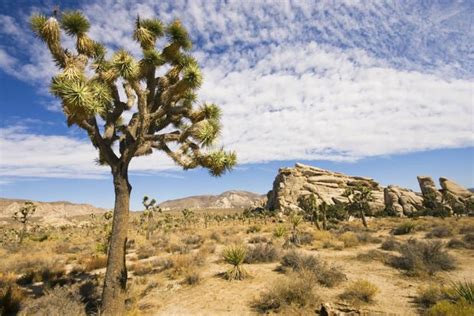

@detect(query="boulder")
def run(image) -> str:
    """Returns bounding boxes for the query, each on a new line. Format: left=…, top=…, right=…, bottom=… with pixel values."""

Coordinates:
left=439, top=177, right=472, bottom=199
left=384, top=185, right=423, bottom=216
left=417, top=176, right=442, bottom=202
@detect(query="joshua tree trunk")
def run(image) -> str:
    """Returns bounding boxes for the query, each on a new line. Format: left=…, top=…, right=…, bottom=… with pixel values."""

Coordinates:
left=322, top=209, right=327, bottom=230
left=312, top=210, right=321, bottom=230
left=360, top=209, right=368, bottom=228
left=101, top=168, right=131, bottom=315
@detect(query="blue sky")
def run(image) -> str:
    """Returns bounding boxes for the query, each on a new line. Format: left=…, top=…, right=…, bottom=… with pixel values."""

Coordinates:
left=0, top=0, right=473, bottom=210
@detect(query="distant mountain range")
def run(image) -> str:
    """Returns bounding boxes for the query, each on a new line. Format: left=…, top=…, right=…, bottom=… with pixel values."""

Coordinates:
left=159, top=190, right=265, bottom=210
left=0, top=198, right=106, bottom=226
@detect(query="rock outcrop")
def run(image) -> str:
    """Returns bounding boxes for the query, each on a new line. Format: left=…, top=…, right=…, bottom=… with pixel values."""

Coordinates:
left=266, top=163, right=386, bottom=215
left=266, top=163, right=472, bottom=216
left=384, top=185, right=424, bottom=216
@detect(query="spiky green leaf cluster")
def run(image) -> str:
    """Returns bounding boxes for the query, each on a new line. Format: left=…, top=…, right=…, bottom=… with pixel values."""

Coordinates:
left=142, top=49, right=165, bottom=66
left=202, top=150, right=237, bottom=176
left=111, top=49, right=139, bottom=80
left=30, top=14, right=48, bottom=37
left=182, top=63, right=202, bottom=88
left=134, top=17, right=164, bottom=50
left=201, top=103, right=221, bottom=120
left=60, top=11, right=90, bottom=35
left=191, top=119, right=221, bottom=147
left=31, top=15, right=60, bottom=43
left=166, top=20, right=191, bottom=50
left=141, top=18, right=164, bottom=37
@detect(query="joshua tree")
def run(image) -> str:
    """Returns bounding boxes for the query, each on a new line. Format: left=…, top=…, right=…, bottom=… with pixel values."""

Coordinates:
left=342, top=186, right=373, bottom=228
left=141, top=196, right=162, bottom=240
left=30, top=11, right=236, bottom=314
left=298, top=194, right=321, bottom=229
left=12, top=201, right=36, bottom=244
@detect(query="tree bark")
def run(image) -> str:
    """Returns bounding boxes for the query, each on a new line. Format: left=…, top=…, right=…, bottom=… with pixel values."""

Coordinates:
left=101, top=169, right=131, bottom=315
left=360, top=209, right=368, bottom=228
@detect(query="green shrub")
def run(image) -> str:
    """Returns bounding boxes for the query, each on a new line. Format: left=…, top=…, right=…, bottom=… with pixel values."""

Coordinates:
left=392, top=221, right=417, bottom=235
left=245, top=243, right=280, bottom=264
left=463, top=233, right=474, bottom=249
left=339, top=280, right=378, bottom=304
left=273, top=225, right=288, bottom=238
left=450, top=280, right=474, bottom=304
left=426, top=299, right=474, bottom=316
left=447, top=238, right=466, bottom=249
left=390, top=240, right=456, bottom=276
left=222, top=245, right=248, bottom=280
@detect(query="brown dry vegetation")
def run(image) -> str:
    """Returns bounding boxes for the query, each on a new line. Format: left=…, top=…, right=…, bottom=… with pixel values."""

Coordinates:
left=0, top=213, right=473, bottom=315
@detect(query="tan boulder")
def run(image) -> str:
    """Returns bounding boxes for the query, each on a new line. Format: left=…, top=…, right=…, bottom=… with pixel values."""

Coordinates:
left=439, top=177, right=472, bottom=199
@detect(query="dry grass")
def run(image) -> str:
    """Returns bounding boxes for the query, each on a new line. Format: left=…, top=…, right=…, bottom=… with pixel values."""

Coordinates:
left=339, top=232, right=360, bottom=248
left=339, top=280, right=378, bottom=304
left=245, top=243, right=280, bottom=263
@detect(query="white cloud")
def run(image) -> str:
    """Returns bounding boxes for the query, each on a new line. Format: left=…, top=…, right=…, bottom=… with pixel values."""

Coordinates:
left=0, top=1, right=472, bottom=179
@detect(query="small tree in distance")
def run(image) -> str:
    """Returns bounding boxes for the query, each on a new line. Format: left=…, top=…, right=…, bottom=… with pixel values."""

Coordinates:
left=12, top=201, right=36, bottom=244
left=30, top=10, right=236, bottom=314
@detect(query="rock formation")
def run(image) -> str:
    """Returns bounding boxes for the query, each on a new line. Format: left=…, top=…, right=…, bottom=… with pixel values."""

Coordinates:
left=383, top=185, right=424, bottom=216
left=266, top=163, right=386, bottom=215
left=266, top=163, right=472, bottom=216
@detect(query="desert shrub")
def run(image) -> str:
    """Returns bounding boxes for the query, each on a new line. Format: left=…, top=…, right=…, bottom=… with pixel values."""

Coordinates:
left=130, top=262, right=154, bottom=276
left=339, top=280, right=378, bottom=304
left=273, top=225, right=288, bottom=238
left=356, top=249, right=387, bottom=263
left=426, top=226, right=453, bottom=239
left=210, top=231, right=222, bottom=243
left=14, top=260, right=66, bottom=287
left=299, top=231, right=314, bottom=245
left=245, top=243, right=280, bottom=263
left=426, top=299, right=474, bottom=316
left=222, top=245, right=248, bottom=280
left=200, top=241, right=216, bottom=254
left=252, top=272, right=318, bottom=313
left=339, top=232, right=359, bottom=247
left=82, top=255, right=107, bottom=271
left=450, top=281, right=474, bottom=304
left=166, top=242, right=190, bottom=254
left=357, top=232, right=382, bottom=244
left=248, top=235, right=269, bottom=244
left=447, top=238, right=466, bottom=249
left=381, top=237, right=400, bottom=251
left=247, top=225, right=262, bottom=234
left=183, top=270, right=201, bottom=286
left=391, top=240, right=456, bottom=276
left=0, top=283, right=25, bottom=315
left=459, top=225, right=474, bottom=234
left=182, top=234, right=203, bottom=248
left=280, top=250, right=345, bottom=287
left=463, top=233, right=474, bottom=249
left=21, top=286, right=86, bottom=316
left=392, top=221, right=417, bottom=235
left=137, top=246, right=155, bottom=259
left=154, top=258, right=174, bottom=272
left=169, top=254, right=195, bottom=279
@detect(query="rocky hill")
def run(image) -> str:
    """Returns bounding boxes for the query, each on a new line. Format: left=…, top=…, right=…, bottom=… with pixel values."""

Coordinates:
left=266, top=163, right=473, bottom=216
left=0, top=198, right=107, bottom=226
left=159, top=190, right=265, bottom=210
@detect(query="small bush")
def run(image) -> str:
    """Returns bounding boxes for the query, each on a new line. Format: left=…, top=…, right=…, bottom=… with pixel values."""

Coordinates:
left=21, top=286, right=86, bottom=316
left=210, top=231, right=222, bottom=243
left=273, top=225, right=288, bottom=238
left=356, top=249, right=387, bottom=263
left=183, top=270, right=201, bottom=285
left=416, top=284, right=445, bottom=308
left=82, top=255, right=107, bottom=271
left=252, top=272, right=318, bottom=313
left=339, top=232, right=359, bottom=247
left=182, top=234, right=203, bottom=248
left=222, top=245, right=248, bottom=280
left=137, top=246, right=155, bottom=259
left=248, top=235, right=268, bottom=244
left=245, top=243, right=280, bottom=264
left=426, top=226, right=453, bottom=239
left=130, top=262, right=154, bottom=276
left=357, top=232, right=382, bottom=244
left=381, top=237, right=400, bottom=251
left=299, top=231, right=314, bottom=245
left=451, top=280, right=474, bottom=304
left=459, top=225, right=474, bottom=234
left=426, top=299, right=474, bottom=316
left=390, top=240, right=456, bottom=276
left=280, top=250, right=345, bottom=287
left=447, top=238, right=466, bottom=249
left=339, top=280, right=378, bottom=304
left=463, top=233, right=474, bottom=249
left=392, top=221, right=417, bottom=235
left=169, top=254, right=194, bottom=279
left=247, top=225, right=262, bottom=234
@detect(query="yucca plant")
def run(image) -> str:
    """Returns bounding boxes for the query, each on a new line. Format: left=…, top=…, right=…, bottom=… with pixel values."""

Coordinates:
left=222, top=245, right=248, bottom=280
left=449, top=281, right=474, bottom=304
left=30, top=10, right=236, bottom=315
left=273, top=224, right=288, bottom=238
